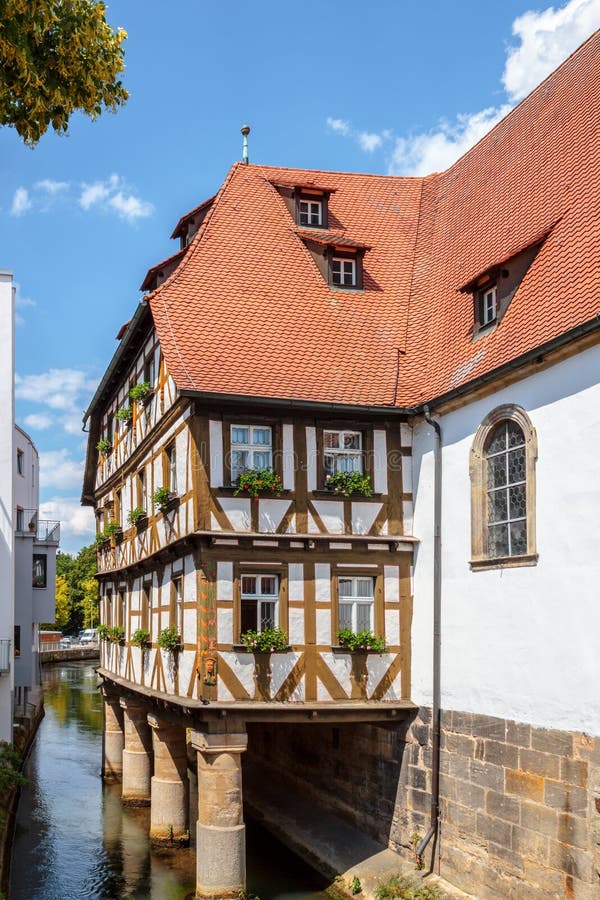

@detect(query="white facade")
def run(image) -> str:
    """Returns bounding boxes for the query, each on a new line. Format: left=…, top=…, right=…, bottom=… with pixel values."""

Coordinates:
left=411, top=343, right=600, bottom=734
left=14, top=425, right=59, bottom=704
left=0, top=272, right=14, bottom=742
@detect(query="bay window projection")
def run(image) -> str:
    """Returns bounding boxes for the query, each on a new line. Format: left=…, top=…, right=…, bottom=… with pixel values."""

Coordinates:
left=230, top=425, right=272, bottom=483
left=240, top=574, right=278, bottom=634
left=338, top=576, right=374, bottom=632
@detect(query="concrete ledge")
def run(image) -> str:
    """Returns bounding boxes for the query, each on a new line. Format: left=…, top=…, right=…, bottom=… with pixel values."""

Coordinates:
left=40, top=648, right=100, bottom=663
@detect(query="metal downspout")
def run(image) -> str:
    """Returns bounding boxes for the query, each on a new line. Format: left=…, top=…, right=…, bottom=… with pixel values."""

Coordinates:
left=416, top=406, right=442, bottom=868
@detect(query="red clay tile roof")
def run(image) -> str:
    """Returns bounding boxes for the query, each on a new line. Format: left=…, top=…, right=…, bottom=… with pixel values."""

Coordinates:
left=144, top=30, right=600, bottom=409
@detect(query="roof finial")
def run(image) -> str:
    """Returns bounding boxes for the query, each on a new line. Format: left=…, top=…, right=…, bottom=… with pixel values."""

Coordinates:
left=241, top=124, right=250, bottom=164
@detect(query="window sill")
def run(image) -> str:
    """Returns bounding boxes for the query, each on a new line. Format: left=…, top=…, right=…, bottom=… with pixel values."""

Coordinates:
left=331, top=645, right=386, bottom=654
left=470, top=553, right=538, bottom=571
left=312, top=490, right=382, bottom=500
left=217, top=487, right=291, bottom=497
left=232, top=644, right=292, bottom=654
left=328, top=285, right=364, bottom=293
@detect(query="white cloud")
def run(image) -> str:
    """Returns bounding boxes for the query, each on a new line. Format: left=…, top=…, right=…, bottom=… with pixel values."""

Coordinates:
left=327, top=0, right=600, bottom=176
left=35, top=179, right=69, bottom=195
left=503, top=0, right=600, bottom=102
left=108, top=191, right=154, bottom=223
left=357, top=131, right=384, bottom=153
left=78, top=173, right=154, bottom=222
left=326, top=117, right=351, bottom=136
left=16, top=368, right=96, bottom=412
left=39, top=496, right=96, bottom=549
left=388, top=105, right=512, bottom=176
left=23, top=413, right=53, bottom=431
left=11, top=187, right=32, bottom=216
left=39, top=449, right=84, bottom=491
left=16, top=368, right=96, bottom=439
left=14, top=284, right=36, bottom=327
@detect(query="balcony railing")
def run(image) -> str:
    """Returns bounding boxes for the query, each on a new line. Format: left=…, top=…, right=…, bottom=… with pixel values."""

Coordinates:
left=0, top=639, right=11, bottom=674
left=15, top=510, right=60, bottom=543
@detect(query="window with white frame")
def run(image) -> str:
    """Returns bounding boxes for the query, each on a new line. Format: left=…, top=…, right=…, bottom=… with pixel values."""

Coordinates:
left=240, top=574, right=278, bottom=634
left=143, top=582, right=152, bottom=638
left=324, top=429, right=363, bottom=479
left=478, top=285, right=497, bottom=327
left=299, top=198, right=322, bottom=227
left=331, top=257, right=356, bottom=287
left=172, top=576, right=183, bottom=636
left=230, top=425, right=272, bottom=483
left=32, top=554, right=47, bottom=588
left=16, top=507, right=24, bottom=532
left=144, top=354, right=156, bottom=388
left=338, top=576, right=374, bottom=632
left=167, top=443, right=177, bottom=493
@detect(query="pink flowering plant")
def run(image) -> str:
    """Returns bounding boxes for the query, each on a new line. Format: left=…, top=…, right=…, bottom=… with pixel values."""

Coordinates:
left=325, top=471, right=372, bottom=497
left=241, top=626, right=288, bottom=653
left=337, top=628, right=385, bottom=653
left=234, top=468, right=283, bottom=499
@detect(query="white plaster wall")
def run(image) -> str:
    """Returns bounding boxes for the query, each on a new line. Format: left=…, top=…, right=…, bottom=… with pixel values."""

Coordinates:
left=0, top=273, right=14, bottom=742
left=282, top=423, right=295, bottom=490
left=373, top=429, right=388, bottom=494
left=412, top=343, right=600, bottom=734
left=209, top=420, right=223, bottom=487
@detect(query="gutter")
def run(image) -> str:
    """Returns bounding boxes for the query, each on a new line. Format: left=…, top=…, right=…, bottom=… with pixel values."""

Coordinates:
left=417, top=406, right=442, bottom=869
left=179, top=388, right=415, bottom=417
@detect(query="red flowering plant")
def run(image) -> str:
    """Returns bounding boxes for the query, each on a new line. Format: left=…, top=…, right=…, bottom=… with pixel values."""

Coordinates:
left=233, top=468, right=283, bottom=499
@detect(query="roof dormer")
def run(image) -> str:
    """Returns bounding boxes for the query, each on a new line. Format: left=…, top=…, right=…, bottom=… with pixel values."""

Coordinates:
left=170, top=196, right=215, bottom=250
left=272, top=179, right=336, bottom=230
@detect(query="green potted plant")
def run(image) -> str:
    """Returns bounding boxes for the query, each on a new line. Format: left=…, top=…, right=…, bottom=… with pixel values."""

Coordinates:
left=240, top=626, right=289, bottom=653
left=153, top=486, right=173, bottom=512
left=109, top=625, right=125, bottom=644
left=234, top=468, right=283, bottom=499
left=157, top=624, right=182, bottom=653
left=96, top=438, right=112, bottom=456
left=97, top=624, right=111, bottom=641
left=131, top=628, right=150, bottom=649
left=116, top=405, right=133, bottom=424
left=325, top=471, right=373, bottom=498
left=129, top=381, right=152, bottom=403
left=337, top=628, right=385, bottom=653
left=127, top=506, right=147, bottom=528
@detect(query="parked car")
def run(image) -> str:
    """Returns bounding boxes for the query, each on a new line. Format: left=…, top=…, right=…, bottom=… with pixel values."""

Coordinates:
left=59, top=636, right=73, bottom=648
left=80, top=629, right=98, bottom=645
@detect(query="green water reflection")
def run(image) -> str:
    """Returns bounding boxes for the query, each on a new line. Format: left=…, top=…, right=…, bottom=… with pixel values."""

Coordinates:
left=10, top=661, right=329, bottom=899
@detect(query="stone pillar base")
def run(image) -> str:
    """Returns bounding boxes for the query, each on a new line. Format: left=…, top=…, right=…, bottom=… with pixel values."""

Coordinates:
left=102, top=694, right=124, bottom=782
left=122, top=748, right=151, bottom=806
left=195, top=822, right=245, bottom=898
left=150, top=776, right=189, bottom=845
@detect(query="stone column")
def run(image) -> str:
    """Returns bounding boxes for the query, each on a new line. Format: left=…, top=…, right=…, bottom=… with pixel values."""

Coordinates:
left=120, top=697, right=153, bottom=806
left=148, top=714, right=189, bottom=844
left=102, top=692, right=124, bottom=781
left=191, top=725, right=248, bottom=898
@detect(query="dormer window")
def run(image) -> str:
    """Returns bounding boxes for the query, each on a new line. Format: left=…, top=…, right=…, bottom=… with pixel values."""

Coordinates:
left=332, top=257, right=356, bottom=287
left=479, top=285, right=497, bottom=327
left=299, top=199, right=322, bottom=227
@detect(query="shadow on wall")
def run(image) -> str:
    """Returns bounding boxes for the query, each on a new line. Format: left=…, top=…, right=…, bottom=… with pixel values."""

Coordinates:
left=243, top=717, right=418, bottom=865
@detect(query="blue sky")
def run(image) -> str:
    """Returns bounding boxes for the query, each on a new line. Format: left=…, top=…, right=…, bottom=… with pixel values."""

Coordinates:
left=4, top=0, right=600, bottom=553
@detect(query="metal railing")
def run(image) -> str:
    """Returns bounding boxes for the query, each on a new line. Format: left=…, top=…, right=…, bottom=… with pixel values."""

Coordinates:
left=15, top=510, right=60, bottom=543
left=0, top=639, right=11, bottom=674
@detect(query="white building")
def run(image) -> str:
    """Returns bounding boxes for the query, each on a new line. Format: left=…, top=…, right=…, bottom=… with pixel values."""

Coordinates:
left=0, top=271, right=15, bottom=743
left=13, top=424, right=59, bottom=712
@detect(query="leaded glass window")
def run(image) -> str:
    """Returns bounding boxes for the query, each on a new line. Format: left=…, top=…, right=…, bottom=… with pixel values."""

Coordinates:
left=338, top=576, right=374, bottom=633
left=485, top=421, right=527, bottom=558
left=240, top=574, right=278, bottom=634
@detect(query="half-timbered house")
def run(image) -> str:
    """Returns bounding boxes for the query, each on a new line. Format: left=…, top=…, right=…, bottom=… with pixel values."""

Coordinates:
left=83, top=32, right=600, bottom=900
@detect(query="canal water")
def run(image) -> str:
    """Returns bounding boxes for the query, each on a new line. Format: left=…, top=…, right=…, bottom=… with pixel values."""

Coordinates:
left=10, top=661, right=330, bottom=899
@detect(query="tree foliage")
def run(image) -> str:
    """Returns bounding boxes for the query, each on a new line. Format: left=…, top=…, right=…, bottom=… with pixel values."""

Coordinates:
left=0, top=0, right=128, bottom=145
left=54, top=573, right=70, bottom=627
left=44, top=545, right=98, bottom=633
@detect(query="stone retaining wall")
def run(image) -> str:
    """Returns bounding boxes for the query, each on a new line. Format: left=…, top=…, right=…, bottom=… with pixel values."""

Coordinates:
left=40, top=647, right=100, bottom=664
left=245, top=709, right=600, bottom=899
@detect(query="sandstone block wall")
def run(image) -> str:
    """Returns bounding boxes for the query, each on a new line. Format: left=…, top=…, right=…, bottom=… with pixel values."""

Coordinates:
left=245, top=709, right=600, bottom=899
